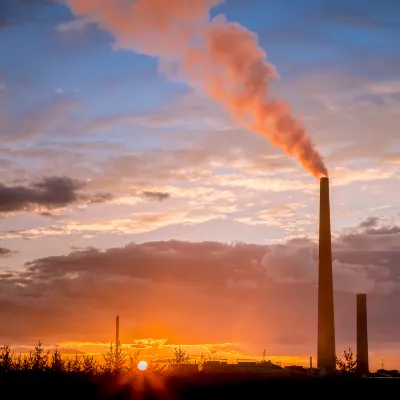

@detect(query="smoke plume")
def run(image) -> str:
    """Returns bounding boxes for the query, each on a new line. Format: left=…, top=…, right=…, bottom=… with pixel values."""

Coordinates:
left=65, top=0, right=327, bottom=178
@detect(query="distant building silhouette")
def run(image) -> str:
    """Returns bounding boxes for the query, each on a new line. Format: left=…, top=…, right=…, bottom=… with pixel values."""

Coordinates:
left=202, top=359, right=289, bottom=377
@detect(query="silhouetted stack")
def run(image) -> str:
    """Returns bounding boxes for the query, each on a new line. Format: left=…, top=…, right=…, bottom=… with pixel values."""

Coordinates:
left=317, top=177, right=336, bottom=373
left=356, top=294, right=369, bottom=375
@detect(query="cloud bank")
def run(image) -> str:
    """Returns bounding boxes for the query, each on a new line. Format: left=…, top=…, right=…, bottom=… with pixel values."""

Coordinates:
left=1, top=216, right=399, bottom=369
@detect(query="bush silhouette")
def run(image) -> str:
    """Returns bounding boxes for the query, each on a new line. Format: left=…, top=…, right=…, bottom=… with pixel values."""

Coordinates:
left=336, top=347, right=357, bottom=374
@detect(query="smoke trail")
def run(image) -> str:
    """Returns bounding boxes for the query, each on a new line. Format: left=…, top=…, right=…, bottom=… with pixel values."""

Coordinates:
left=65, top=0, right=327, bottom=178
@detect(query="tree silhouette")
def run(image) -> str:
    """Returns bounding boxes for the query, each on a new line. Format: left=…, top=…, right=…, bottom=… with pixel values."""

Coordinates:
left=0, top=341, right=185, bottom=378
left=22, top=353, right=31, bottom=371
left=82, top=355, right=99, bottom=375
left=103, top=343, right=116, bottom=374
left=127, top=350, right=140, bottom=374
left=116, top=343, right=127, bottom=372
left=336, top=347, right=357, bottom=373
left=198, top=352, right=207, bottom=371
left=170, top=346, right=191, bottom=365
left=0, top=345, right=14, bottom=372
left=13, top=353, right=23, bottom=371
left=102, top=343, right=127, bottom=374
left=50, top=348, right=65, bottom=372
left=28, top=341, right=50, bottom=371
left=67, top=353, right=83, bottom=373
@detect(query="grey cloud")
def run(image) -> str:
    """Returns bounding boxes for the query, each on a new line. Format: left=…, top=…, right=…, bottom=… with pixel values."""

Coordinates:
left=85, top=192, right=114, bottom=204
left=0, top=97, right=81, bottom=144
left=0, top=247, right=13, bottom=257
left=310, top=0, right=400, bottom=30
left=359, top=216, right=381, bottom=229
left=330, top=218, right=400, bottom=284
left=355, top=92, right=400, bottom=107
left=12, top=218, right=400, bottom=295
left=365, top=226, right=400, bottom=235
left=0, top=0, right=58, bottom=30
left=142, top=191, right=170, bottom=201
left=23, top=241, right=266, bottom=285
left=0, top=176, right=113, bottom=214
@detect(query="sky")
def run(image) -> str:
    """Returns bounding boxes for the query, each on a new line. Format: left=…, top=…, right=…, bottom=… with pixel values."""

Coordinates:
left=0, top=0, right=399, bottom=371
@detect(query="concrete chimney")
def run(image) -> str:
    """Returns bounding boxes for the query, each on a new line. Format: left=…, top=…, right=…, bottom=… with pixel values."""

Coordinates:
left=356, top=294, right=369, bottom=375
left=317, top=177, right=336, bottom=372
left=116, top=315, right=120, bottom=370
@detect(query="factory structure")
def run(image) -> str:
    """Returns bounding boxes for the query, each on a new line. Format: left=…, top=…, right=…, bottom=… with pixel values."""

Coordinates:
left=317, top=177, right=369, bottom=374
left=198, top=177, right=369, bottom=376
left=114, top=177, right=370, bottom=376
left=317, top=177, right=336, bottom=373
left=177, top=359, right=291, bottom=377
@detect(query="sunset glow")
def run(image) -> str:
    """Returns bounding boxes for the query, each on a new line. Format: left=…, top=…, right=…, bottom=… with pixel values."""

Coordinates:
left=0, top=0, right=399, bottom=375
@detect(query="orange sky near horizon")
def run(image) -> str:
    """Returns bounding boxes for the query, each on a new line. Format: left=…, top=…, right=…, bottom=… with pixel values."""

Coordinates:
left=5, top=337, right=398, bottom=372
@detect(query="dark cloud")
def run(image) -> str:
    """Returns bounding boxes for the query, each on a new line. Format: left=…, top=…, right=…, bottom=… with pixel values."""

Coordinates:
left=366, top=226, right=400, bottom=235
left=0, top=0, right=54, bottom=30
left=355, top=92, right=400, bottom=107
left=0, top=176, right=113, bottom=214
left=0, top=1, right=13, bottom=29
left=320, top=11, right=400, bottom=30
left=358, top=216, right=380, bottom=229
left=0, top=241, right=270, bottom=345
left=313, top=1, right=400, bottom=30
left=85, top=192, right=114, bottom=204
left=142, top=191, right=170, bottom=202
left=39, top=211, right=56, bottom=218
left=0, top=247, right=13, bottom=257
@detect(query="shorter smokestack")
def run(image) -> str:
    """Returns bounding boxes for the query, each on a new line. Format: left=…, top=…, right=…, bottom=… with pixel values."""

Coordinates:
left=356, top=294, right=369, bottom=375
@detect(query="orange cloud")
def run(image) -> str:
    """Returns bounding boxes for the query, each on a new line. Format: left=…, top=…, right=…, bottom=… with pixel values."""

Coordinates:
left=65, top=0, right=327, bottom=177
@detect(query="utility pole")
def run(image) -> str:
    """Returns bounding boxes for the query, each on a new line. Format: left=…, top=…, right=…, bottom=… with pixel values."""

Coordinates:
left=263, top=349, right=266, bottom=362
left=116, top=315, right=120, bottom=371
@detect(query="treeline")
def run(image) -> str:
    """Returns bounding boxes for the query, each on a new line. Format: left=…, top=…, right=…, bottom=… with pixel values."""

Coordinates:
left=0, top=341, right=166, bottom=376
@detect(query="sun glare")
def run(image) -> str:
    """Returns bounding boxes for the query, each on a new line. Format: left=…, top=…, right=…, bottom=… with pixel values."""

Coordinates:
left=138, top=361, right=148, bottom=371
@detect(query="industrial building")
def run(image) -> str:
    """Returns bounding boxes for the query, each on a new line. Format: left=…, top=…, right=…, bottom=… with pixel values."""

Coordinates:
left=202, top=359, right=289, bottom=377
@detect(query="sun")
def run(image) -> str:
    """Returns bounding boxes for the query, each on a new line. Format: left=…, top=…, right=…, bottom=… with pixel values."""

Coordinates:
left=138, top=361, right=148, bottom=371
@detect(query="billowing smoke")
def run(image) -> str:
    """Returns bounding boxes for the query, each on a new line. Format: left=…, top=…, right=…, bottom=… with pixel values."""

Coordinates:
left=65, top=0, right=327, bottom=178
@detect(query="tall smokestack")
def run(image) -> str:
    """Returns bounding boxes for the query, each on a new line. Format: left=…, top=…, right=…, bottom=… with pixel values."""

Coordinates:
left=317, top=177, right=336, bottom=372
left=116, top=315, right=120, bottom=371
left=356, top=294, right=369, bottom=375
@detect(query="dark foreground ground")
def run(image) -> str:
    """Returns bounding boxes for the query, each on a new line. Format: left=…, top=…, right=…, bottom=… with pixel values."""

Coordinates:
left=1, top=373, right=400, bottom=400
